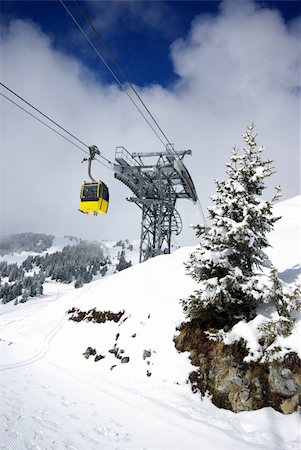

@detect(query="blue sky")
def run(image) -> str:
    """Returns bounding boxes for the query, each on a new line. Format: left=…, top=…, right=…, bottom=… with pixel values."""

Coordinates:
left=0, top=1, right=300, bottom=242
left=1, top=1, right=300, bottom=87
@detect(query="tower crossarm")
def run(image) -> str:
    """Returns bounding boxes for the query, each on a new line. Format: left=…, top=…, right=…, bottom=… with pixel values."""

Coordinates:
left=173, top=158, right=198, bottom=203
left=114, top=146, right=198, bottom=262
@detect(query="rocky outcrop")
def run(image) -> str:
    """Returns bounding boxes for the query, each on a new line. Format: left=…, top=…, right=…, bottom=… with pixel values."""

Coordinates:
left=67, top=308, right=125, bottom=323
left=174, top=320, right=301, bottom=414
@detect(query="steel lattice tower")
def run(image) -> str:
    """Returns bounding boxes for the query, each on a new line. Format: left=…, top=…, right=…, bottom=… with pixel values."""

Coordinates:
left=114, top=146, right=198, bottom=263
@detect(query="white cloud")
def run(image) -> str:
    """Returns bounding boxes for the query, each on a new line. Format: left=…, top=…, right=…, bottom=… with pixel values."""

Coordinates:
left=89, top=1, right=180, bottom=39
left=0, top=1, right=300, bottom=246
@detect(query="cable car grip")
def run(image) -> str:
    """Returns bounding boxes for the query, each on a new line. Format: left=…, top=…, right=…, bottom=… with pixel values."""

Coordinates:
left=81, top=145, right=100, bottom=182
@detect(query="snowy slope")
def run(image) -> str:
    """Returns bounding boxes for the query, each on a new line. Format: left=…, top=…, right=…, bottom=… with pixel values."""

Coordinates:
left=268, top=196, right=301, bottom=273
left=103, top=239, right=140, bottom=268
left=0, top=198, right=300, bottom=450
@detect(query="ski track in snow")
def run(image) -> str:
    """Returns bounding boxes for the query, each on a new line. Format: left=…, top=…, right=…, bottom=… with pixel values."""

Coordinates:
left=0, top=279, right=104, bottom=372
left=1, top=355, right=296, bottom=450
left=0, top=367, right=135, bottom=450
left=0, top=281, right=138, bottom=450
left=0, top=222, right=300, bottom=450
left=0, top=359, right=266, bottom=450
left=0, top=270, right=266, bottom=450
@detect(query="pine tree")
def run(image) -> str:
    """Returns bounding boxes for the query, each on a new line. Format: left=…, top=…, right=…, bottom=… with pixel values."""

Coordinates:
left=21, top=288, right=30, bottom=303
left=116, top=251, right=132, bottom=272
left=266, top=267, right=301, bottom=318
left=74, top=278, right=83, bottom=289
left=100, top=265, right=108, bottom=276
left=183, top=124, right=281, bottom=325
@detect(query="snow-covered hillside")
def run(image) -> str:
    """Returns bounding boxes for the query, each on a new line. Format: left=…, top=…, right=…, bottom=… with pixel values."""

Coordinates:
left=0, top=235, right=139, bottom=272
left=103, top=239, right=140, bottom=268
left=0, top=236, right=139, bottom=305
left=0, top=197, right=300, bottom=450
left=0, top=236, right=79, bottom=265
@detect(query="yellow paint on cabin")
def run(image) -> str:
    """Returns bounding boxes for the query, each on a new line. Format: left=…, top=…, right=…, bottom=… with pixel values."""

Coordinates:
left=79, top=181, right=109, bottom=215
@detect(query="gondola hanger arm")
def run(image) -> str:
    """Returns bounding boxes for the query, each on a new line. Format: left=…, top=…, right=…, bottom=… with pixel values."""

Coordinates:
left=82, top=145, right=101, bottom=182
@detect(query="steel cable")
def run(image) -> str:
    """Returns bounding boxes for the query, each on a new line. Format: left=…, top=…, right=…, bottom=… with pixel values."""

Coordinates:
left=60, top=0, right=167, bottom=149
left=0, top=91, right=112, bottom=171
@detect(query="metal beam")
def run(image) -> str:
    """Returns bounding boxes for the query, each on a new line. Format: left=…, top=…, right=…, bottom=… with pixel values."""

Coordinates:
left=114, top=146, right=197, bottom=262
left=131, top=150, right=192, bottom=158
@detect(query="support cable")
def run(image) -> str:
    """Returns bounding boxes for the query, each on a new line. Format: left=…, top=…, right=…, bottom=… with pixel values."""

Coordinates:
left=73, top=0, right=173, bottom=148
left=60, top=0, right=167, bottom=149
left=0, top=82, right=87, bottom=148
left=171, top=235, right=180, bottom=249
left=0, top=81, right=113, bottom=168
left=196, top=198, right=208, bottom=227
left=0, top=92, right=87, bottom=154
left=0, top=91, right=112, bottom=171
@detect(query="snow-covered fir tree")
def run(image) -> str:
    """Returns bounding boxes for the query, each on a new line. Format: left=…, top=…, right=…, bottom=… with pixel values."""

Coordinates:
left=183, top=124, right=294, bottom=325
left=116, top=250, right=132, bottom=272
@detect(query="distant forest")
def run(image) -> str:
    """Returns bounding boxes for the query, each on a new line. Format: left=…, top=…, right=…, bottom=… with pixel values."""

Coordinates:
left=0, top=234, right=132, bottom=305
left=0, top=232, right=54, bottom=256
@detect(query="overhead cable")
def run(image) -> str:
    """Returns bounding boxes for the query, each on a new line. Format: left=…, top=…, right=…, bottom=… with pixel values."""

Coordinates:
left=59, top=0, right=168, bottom=149
left=73, top=0, right=173, bottom=148
left=0, top=82, right=87, bottom=149
left=0, top=82, right=113, bottom=166
left=0, top=91, right=112, bottom=171
left=0, top=92, right=87, bottom=154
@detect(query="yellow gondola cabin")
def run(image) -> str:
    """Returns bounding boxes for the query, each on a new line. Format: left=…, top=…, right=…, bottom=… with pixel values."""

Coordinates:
left=79, top=181, right=109, bottom=215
